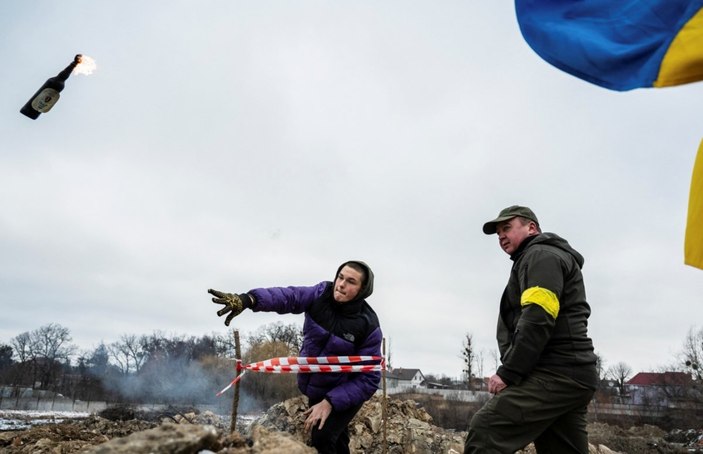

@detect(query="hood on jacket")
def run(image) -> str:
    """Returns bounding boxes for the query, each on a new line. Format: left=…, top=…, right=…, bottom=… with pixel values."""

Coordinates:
left=335, top=260, right=374, bottom=301
left=529, top=233, right=585, bottom=268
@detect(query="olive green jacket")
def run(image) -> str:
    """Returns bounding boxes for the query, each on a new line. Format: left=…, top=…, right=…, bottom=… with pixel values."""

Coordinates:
left=496, top=233, right=598, bottom=389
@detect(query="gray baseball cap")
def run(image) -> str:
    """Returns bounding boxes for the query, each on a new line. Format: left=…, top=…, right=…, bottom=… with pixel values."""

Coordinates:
left=482, top=205, right=539, bottom=234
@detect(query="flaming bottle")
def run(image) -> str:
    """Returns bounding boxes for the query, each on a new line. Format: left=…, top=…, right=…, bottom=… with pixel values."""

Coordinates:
left=20, top=54, right=83, bottom=120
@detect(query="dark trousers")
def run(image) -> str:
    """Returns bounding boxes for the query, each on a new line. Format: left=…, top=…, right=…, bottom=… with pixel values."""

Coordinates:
left=309, top=399, right=363, bottom=454
left=464, top=369, right=595, bottom=454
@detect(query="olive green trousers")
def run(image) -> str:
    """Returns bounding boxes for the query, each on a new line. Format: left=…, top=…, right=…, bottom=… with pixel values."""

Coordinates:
left=464, top=369, right=595, bottom=454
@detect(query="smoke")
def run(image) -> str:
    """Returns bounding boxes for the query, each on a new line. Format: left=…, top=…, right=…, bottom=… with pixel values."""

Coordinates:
left=100, top=356, right=264, bottom=413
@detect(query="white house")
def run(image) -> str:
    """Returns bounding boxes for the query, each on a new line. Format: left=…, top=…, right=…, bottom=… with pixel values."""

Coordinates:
left=386, top=368, right=425, bottom=390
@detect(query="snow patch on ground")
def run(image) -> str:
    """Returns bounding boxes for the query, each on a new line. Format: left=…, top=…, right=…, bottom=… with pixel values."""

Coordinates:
left=0, top=410, right=89, bottom=431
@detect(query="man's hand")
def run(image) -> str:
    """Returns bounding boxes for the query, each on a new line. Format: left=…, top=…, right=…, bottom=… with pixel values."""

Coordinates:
left=303, top=399, right=332, bottom=432
left=208, top=289, right=253, bottom=326
left=488, top=374, right=507, bottom=394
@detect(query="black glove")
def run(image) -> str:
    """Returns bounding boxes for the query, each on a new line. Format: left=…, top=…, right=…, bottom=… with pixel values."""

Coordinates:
left=208, top=289, right=254, bottom=326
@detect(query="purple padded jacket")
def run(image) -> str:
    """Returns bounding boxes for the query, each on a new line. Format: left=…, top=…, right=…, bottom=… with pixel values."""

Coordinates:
left=248, top=262, right=382, bottom=411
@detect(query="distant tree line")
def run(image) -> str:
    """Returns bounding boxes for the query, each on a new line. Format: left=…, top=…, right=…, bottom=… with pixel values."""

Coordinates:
left=2, top=323, right=700, bottom=417
left=0, top=322, right=303, bottom=411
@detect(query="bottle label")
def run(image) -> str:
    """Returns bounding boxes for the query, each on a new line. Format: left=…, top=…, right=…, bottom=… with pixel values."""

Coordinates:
left=31, top=88, right=61, bottom=113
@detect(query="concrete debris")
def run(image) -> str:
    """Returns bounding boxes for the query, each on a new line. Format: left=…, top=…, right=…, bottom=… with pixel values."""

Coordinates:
left=1, top=397, right=701, bottom=453
left=255, top=394, right=464, bottom=454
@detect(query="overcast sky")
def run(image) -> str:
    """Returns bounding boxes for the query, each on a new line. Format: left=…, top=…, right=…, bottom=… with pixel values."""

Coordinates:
left=1, top=1, right=702, bottom=380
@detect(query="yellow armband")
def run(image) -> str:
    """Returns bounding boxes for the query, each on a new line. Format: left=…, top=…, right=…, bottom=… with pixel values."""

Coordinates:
left=521, top=286, right=559, bottom=319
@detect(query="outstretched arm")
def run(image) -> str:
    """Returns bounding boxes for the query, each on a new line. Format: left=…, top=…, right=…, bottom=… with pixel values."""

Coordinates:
left=206, top=282, right=328, bottom=325
left=249, top=282, right=329, bottom=315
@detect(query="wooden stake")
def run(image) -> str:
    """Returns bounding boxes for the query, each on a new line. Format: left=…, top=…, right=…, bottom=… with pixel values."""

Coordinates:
left=230, top=329, right=242, bottom=433
left=382, top=337, right=388, bottom=454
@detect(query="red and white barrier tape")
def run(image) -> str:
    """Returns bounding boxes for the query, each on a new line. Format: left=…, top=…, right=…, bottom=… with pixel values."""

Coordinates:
left=216, top=355, right=384, bottom=396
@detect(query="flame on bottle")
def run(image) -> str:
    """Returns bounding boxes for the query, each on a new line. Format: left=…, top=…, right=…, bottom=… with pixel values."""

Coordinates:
left=73, top=55, right=97, bottom=76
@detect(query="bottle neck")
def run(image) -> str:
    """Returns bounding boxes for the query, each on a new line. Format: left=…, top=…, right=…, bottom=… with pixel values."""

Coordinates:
left=55, top=60, right=79, bottom=82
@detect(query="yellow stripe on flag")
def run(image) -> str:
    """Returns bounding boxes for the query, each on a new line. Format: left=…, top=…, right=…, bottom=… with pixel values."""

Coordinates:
left=654, top=8, right=703, bottom=88
left=685, top=139, right=703, bottom=270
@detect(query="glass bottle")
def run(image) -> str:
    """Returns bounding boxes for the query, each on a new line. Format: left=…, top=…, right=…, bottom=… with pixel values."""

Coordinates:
left=20, top=54, right=82, bottom=120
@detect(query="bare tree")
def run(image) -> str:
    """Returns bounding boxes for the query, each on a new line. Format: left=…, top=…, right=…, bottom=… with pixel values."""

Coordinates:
left=461, top=332, right=475, bottom=390
left=10, top=332, right=32, bottom=364
left=191, top=334, right=218, bottom=360
left=10, top=325, right=76, bottom=390
left=31, top=323, right=76, bottom=360
left=213, top=331, right=239, bottom=358
left=489, top=348, right=499, bottom=372
left=108, top=334, right=147, bottom=374
left=30, top=323, right=76, bottom=389
left=9, top=331, right=34, bottom=396
left=676, top=326, right=703, bottom=406
left=475, top=349, right=485, bottom=390
left=592, top=352, right=618, bottom=403
left=246, top=322, right=303, bottom=355
left=607, top=362, right=632, bottom=401
left=681, top=326, right=703, bottom=381
left=594, top=352, right=606, bottom=381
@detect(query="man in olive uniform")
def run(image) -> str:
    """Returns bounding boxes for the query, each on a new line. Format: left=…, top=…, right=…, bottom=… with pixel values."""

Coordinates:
left=464, top=206, right=598, bottom=454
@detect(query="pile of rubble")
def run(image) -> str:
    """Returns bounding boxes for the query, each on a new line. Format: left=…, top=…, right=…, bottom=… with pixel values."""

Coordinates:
left=0, top=398, right=701, bottom=453
left=0, top=405, right=314, bottom=454
left=252, top=396, right=663, bottom=454
left=256, top=394, right=464, bottom=453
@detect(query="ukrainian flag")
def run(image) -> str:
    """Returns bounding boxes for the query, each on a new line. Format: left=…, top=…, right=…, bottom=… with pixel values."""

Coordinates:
left=516, top=0, right=703, bottom=91
left=685, top=140, right=703, bottom=270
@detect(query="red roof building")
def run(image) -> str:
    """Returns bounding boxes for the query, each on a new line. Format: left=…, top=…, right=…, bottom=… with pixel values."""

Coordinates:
left=626, top=372, right=692, bottom=406
left=627, top=372, right=691, bottom=387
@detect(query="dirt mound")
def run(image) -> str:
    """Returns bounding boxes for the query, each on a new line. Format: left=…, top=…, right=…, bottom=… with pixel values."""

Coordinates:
left=1, top=399, right=701, bottom=453
left=0, top=415, right=156, bottom=453
left=255, top=394, right=464, bottom=453
left=0, top=409, right=304, bottom=453
left=584, top=422, right=696, bottom=454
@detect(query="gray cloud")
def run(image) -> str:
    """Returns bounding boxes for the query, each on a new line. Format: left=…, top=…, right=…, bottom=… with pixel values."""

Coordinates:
left=1, top=1, right=701, bottom=379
